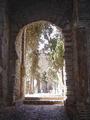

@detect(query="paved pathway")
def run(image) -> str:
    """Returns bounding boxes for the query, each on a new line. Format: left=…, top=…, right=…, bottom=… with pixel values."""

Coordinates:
left=0, top=105, right=69, bottom=120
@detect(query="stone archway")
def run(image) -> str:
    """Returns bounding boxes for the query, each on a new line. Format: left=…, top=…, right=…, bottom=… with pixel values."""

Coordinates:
left=8, top=0, right=77, bottom=118
left=0, top=0, right=88, bottom=119
left=14, top=20, right=74, bottom=105
left=0, top=0, right=89, bottom=119
left=8, top=1, right=73, bottom=101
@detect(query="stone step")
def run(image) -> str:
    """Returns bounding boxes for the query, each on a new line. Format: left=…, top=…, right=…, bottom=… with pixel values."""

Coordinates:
left=23, top=97, right=64, bottom=105
left=25, top=97, right=64, bottom=101
left=23, top=100, right=64, bottom=105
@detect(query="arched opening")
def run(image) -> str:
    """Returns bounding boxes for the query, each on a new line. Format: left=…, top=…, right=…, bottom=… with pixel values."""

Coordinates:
left=2, top=0, right=90, bottom=119
left=15, top=20, right=67, bottom=103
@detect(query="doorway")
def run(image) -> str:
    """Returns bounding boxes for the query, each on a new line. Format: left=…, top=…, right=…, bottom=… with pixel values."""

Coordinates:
left=15, top=20, right=67, bottom=103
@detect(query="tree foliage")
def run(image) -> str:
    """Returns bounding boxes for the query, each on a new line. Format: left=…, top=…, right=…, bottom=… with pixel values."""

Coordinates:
left=49, top=39, right=64, bottom=71
left=47, top=68, right=58, bottom=82
left=25, top=21, right=47, bottom=78
left=24, top=21, right=64, bottom=81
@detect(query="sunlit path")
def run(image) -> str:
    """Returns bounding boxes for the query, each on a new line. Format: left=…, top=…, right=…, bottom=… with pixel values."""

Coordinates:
left=25, top=93, right=67, bottom=98
left=24, top=93, right=66, bottom=105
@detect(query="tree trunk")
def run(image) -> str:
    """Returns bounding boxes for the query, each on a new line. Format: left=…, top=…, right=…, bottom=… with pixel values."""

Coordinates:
left=37, top=79, right=40, bottom=93
left=62, top=66, right=64, bottom=84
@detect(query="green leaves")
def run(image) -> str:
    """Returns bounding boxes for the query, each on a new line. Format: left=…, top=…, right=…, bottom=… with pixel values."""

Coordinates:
left=24, top=20, right=64, bottom=82
left=49, top=38, right=64, bottom=71
left=25, top=21, right=45, bottom=79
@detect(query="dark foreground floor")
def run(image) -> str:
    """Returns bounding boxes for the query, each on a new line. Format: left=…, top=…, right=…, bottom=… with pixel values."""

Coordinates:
left=0, top=104, right=69, bottom=120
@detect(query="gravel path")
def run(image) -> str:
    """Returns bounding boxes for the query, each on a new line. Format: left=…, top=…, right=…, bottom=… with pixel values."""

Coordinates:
left=0, top=105, right=69, bottom=120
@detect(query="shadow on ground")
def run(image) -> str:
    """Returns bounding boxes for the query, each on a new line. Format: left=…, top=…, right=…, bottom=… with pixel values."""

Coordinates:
left=0, top=105, right=69, bottom=120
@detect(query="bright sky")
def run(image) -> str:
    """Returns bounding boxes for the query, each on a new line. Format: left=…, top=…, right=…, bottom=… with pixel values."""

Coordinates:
left=38, top=25, right=61, bottom=51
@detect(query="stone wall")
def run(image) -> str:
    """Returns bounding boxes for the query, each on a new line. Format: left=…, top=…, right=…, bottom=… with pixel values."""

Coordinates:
left=8, top=0, right=74, bottom=103
left=0, top=0, right=90, bottom=119
left=75, top=0, right=90, bottom=119
left=0, top=0, right=10, bottom=106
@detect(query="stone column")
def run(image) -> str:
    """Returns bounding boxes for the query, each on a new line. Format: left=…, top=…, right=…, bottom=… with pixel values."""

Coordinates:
left=87, top=28, right=90, bottom=103
left=63, top=24, right=77, bottom=119
left=74, top=25, right=89, bottom=120
left=74, top=0, right=90, bottom=119
left=15, top=28, right=25, bottom=101
left=0, top=3, right=3, bottom=105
